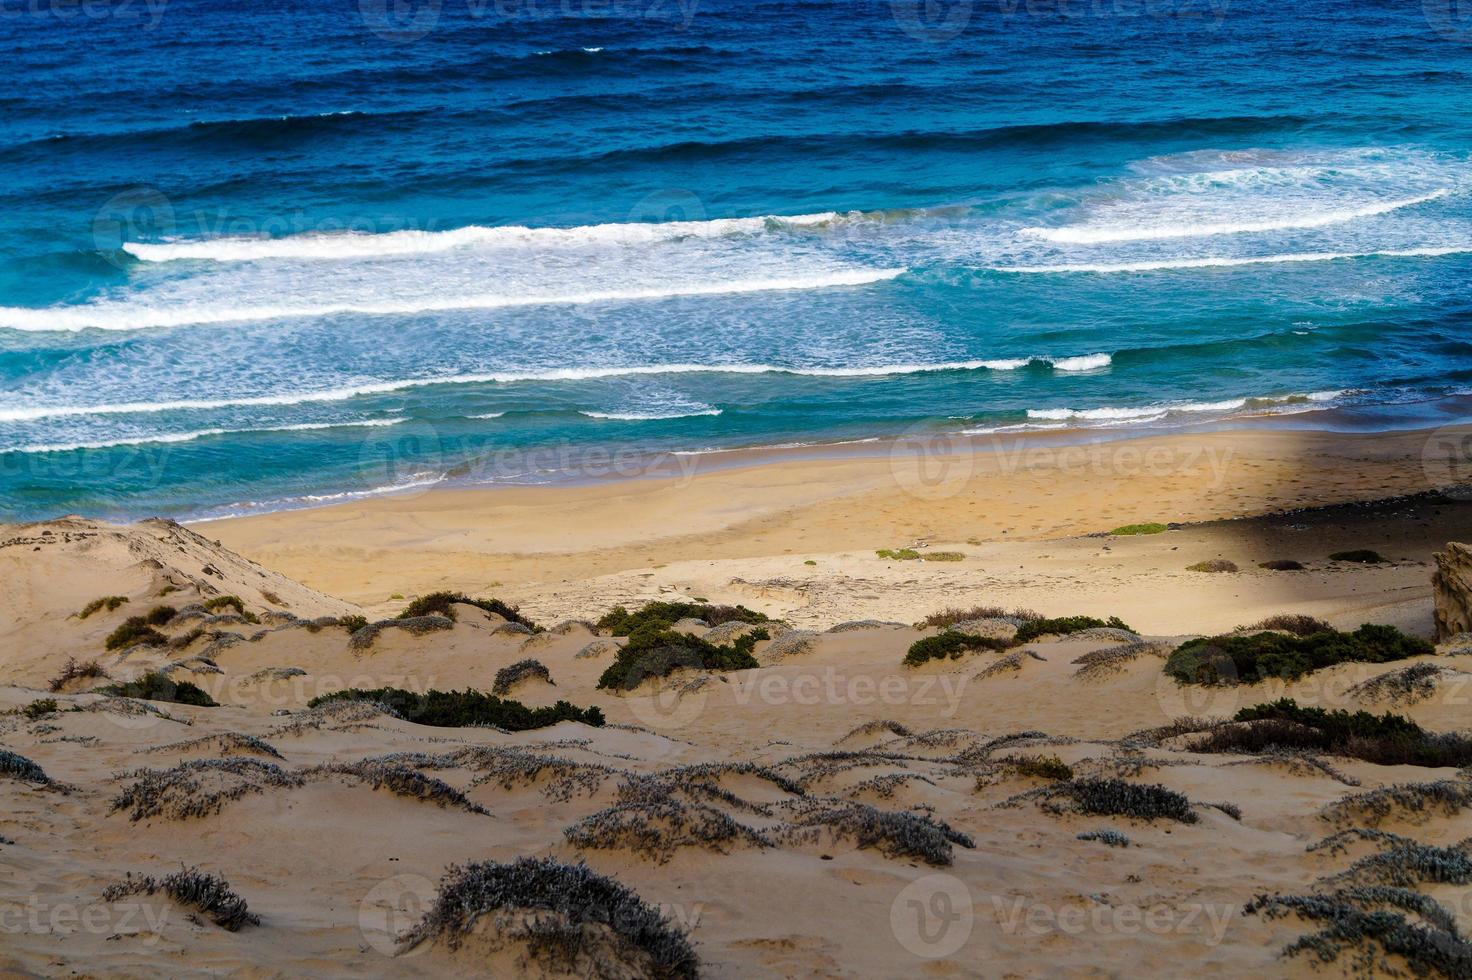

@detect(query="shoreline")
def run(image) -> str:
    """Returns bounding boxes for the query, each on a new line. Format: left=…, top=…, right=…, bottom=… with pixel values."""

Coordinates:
left=202, top=419, right=1472, bottom=630
left=165, top=387, right=1472, bottom=525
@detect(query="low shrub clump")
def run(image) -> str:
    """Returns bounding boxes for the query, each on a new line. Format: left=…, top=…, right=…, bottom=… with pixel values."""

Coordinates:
left=492, top=659, right=553, bottom=695
left=1018, top=777, right=1199, bottom=823
left=596, top=626, right=764, bottom=690
left=1320, top=780, right=1472, bottom=828
left=1164, top=624, right=1432, bottom=686
left=202, top=596, right=258, bottom=623
left=1246, top=889, right=1472, bottom=977
left=1245, top=613, right=1335, bottom=636
left=310, top=761, right=488, bottom=814
left=903, top=631, right=1011, bottom=667
left=916, top=606, right=1043, bottom=630
left=49, top=657, right=108, bottom=692
left=306, top=687, right=603, bottom=730
left=337, top=614, right=369, bottom=633
left=1014, top=615, right=1133, bottom=645
left=112, top=758, right=305, bottom=821
left=23, top=699, right=58, bottom=720
left=103, top=605, right=177, bottom=651
left=1187, top=559, right=1239, bottom=573
left=402, top=856, right=699, bottom=979
left=100, top=672, right=217, bottom=707
left=785, top=801, right=975, bottom=867
left=1004, top=754, right=1073, bottom=780
left=0, top=749, right=50, bottom=784
left=1189, top=699, right=1472, bottom=769
left=77, top=595, right=128, bottom=618
left=1077, top=829, right=1131, bottom=847
left=1110, top=523, right=1168, bottom=536
left=595, top=600, right=768, bottom=636
left=1330, top=549, right=1387, bottom=564
left=1258, top=559, right=1306, bottom=571
left=398, top=591, right=539, bottom=630
left=875, top=548, right=920, bottom=560
left=103, top=867, right=258, bottom=931
left=565, top=800, right=772, bottom=863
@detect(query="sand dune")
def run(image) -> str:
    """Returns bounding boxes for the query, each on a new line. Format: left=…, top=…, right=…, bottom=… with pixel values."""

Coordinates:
left=3, top=503, right=1472, bottom=977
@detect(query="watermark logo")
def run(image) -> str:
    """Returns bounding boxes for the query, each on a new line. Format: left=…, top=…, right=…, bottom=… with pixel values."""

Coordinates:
left=93, top=186, right=175, bottom=270
left=890, top=873, right=974, bottom=958
left=360, top=0, right=441, bottom=41
left=1422, top=425, right=1472, bottom=500
left=889, top=428, right=978, bottom=501
left=992, top=895, right=1235, bottom=945
left=359, top=873, right=438, bottom=956
left=1424, top=0, right=1472, bottom=42
left=890, top=0, right=974, bottom=41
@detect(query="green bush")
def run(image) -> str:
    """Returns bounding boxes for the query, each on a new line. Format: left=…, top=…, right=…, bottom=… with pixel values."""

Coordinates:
left=1190, top=698, right=1472, bottom=768
left=1066, top=778, right=1198, bottom=823
left=876, top=548, right=921, bottom=560
left=596, top=625, right=764, bottom=689
left=1244, top=613, right=1334, bottom=636
left=1110, top=523, right=1167, bottom=536
left=203, top=595, right=244, bottom=615
left=23, top=699, right=58, bottom=720
left=1164, top=624, right=1433, bottom=686
left=398, top=592, right=539, bottom=630
left=903, top=631, right=1010, bottom=667
left=594, top=601, right=768, bottom=637
left=338, top=614, right=369, bottom=634
left=1187, top=559, right=1239, bottom=573
left=101, top=672, right=217, bottom=707
left=1330, top=549, right=1387, bottom=564
left=49, top=656, right=107, bottom=691
left=307, top=687, right=602, bottom=730
left=1005, top=754, right=1073, bottom=780
left=916, top=605, right=1043, bottom=629
left=1013, top=615, right=1132, bottom=645
left=103, top=605, right=177, bottom=651
left=78, top=595, right=128, bottom=618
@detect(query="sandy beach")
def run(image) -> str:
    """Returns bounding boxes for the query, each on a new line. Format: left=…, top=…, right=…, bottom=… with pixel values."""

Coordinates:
left=4, top=422, right=1472, bottom=977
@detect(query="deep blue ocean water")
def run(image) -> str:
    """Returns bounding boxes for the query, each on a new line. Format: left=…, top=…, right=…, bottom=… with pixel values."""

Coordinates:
left=3, top=0, right=1472, bottom=520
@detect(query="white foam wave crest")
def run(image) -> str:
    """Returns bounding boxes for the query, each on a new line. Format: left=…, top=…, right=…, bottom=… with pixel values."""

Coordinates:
left=995, top=246, right=1472, bottom=275
left=1020, top=189, right=1450, bottom=244
left=0, top=269, right=906, bottom=332
left=580, top=408, right=723, bottom=420
left=1025, top=391, right=1345, bottom=423
left=9, top=418, right=405, bottom=454
left=467, top=412, right=505, bottom=419
left=121, top=211, right=847, bottom=263
left=0, top=360, right=1041, bottom=423
left=1049, top=353, right=1112, bottom=372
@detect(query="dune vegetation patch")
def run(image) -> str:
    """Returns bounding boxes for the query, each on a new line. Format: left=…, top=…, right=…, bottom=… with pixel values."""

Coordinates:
left=595, top=600, right=769, bottom=636
left=1188, top=699, right=1472, bottom=769
left=49, top=656, right=108, bottom=691
left=397, top=591, right=539, bottom=630
left=307, top=687, right=603, bottom=730
left=103, top=605, right=177, bottom=651
left=402, top=856, right=699, bottom=980
left=1187, top=559, right=1239, bottom=573
left=916, top=605, right=1043, bottom=630
left=1258, top=559, right=1306, bottom=571
left=1165, top=624, right=1432, bottom=686
left=77, top=595, right=128, bottom=619
left=1243, top=613, right=1335, bottom=636
left=1110, top=523, right=1168, bottom=536
left=103, top=867, right=258, bottom=931
left=565, top=800, right=773, bottom=863
left=100, top=672, right=217, bottom=707
left=1014, top=615, right=1133, bottom=645
left=112, top=758, right=305, bottom=822
left=1319, top=780, right=1472, bottom=828
left=903, top=631, right=1011, bottom=667
left=1246, top=887, right=1472, bottom=977
left=875, top=548, right=920, bottom=560
left=1001, top=754, right=1074, bottom=780
left=783, top=800, right=975, bottom=867
left=143, top=732, right=283, bottom=759
left=1008, top=777, right=1201, bottom=823
left=0, top=749, right=50, bottom=785
left=596, top=625, right=764, bottom=690
left=308, top=760, right=488, bottom=814
left=492, top=659, right=554, bottom=696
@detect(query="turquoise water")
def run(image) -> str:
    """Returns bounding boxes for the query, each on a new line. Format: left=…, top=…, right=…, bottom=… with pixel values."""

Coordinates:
left=3, top=0, right=1472, bottom=519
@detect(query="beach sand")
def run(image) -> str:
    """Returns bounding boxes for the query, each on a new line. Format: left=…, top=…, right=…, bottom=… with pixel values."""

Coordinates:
left=3, top=423, right=1472, bottom=977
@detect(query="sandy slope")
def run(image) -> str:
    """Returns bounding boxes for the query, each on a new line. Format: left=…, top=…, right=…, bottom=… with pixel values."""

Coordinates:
left=2, top=492, right=1472, bottom=977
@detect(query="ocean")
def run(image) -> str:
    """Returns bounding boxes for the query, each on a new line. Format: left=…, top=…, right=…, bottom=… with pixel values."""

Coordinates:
left=3, top=0, right=1472, bottom=520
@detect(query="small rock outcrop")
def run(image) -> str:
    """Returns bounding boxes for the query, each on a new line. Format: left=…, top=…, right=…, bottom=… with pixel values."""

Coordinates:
left=1433, top=542, right=1472, bottom=640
